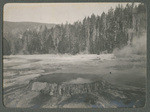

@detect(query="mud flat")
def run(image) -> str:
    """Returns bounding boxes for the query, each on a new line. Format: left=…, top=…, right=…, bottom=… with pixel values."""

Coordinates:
left=3, top=54, right=146, bottom=108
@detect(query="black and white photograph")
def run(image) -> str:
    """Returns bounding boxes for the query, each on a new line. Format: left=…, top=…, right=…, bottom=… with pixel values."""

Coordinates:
left=3, top=3, right=146, bottom=108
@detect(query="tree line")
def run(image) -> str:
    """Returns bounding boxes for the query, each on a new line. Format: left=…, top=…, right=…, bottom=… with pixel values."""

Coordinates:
left=3, top=3, right=146, bottom=55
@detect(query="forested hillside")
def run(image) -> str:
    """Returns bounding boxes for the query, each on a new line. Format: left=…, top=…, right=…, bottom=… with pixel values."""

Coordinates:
left=3, top=3, right=146, bottom=55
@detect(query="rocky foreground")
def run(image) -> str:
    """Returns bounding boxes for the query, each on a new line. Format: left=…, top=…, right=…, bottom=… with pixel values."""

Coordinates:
left=28, top=75, right=145, bottom=108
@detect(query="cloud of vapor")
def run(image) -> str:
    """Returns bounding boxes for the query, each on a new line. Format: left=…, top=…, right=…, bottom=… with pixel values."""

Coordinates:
left=113, top=32, right=147, bottom=57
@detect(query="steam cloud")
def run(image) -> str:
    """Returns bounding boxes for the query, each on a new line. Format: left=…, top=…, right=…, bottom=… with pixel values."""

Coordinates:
left=113, top=32, right=146, bottom=57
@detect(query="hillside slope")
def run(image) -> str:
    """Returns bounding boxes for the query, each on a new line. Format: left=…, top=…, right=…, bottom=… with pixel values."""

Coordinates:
left=3, top=21, right=55, bottom=36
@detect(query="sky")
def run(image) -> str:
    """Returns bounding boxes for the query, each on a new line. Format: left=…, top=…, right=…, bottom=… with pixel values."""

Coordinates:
left=3, top=3, right=139, bottom=24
